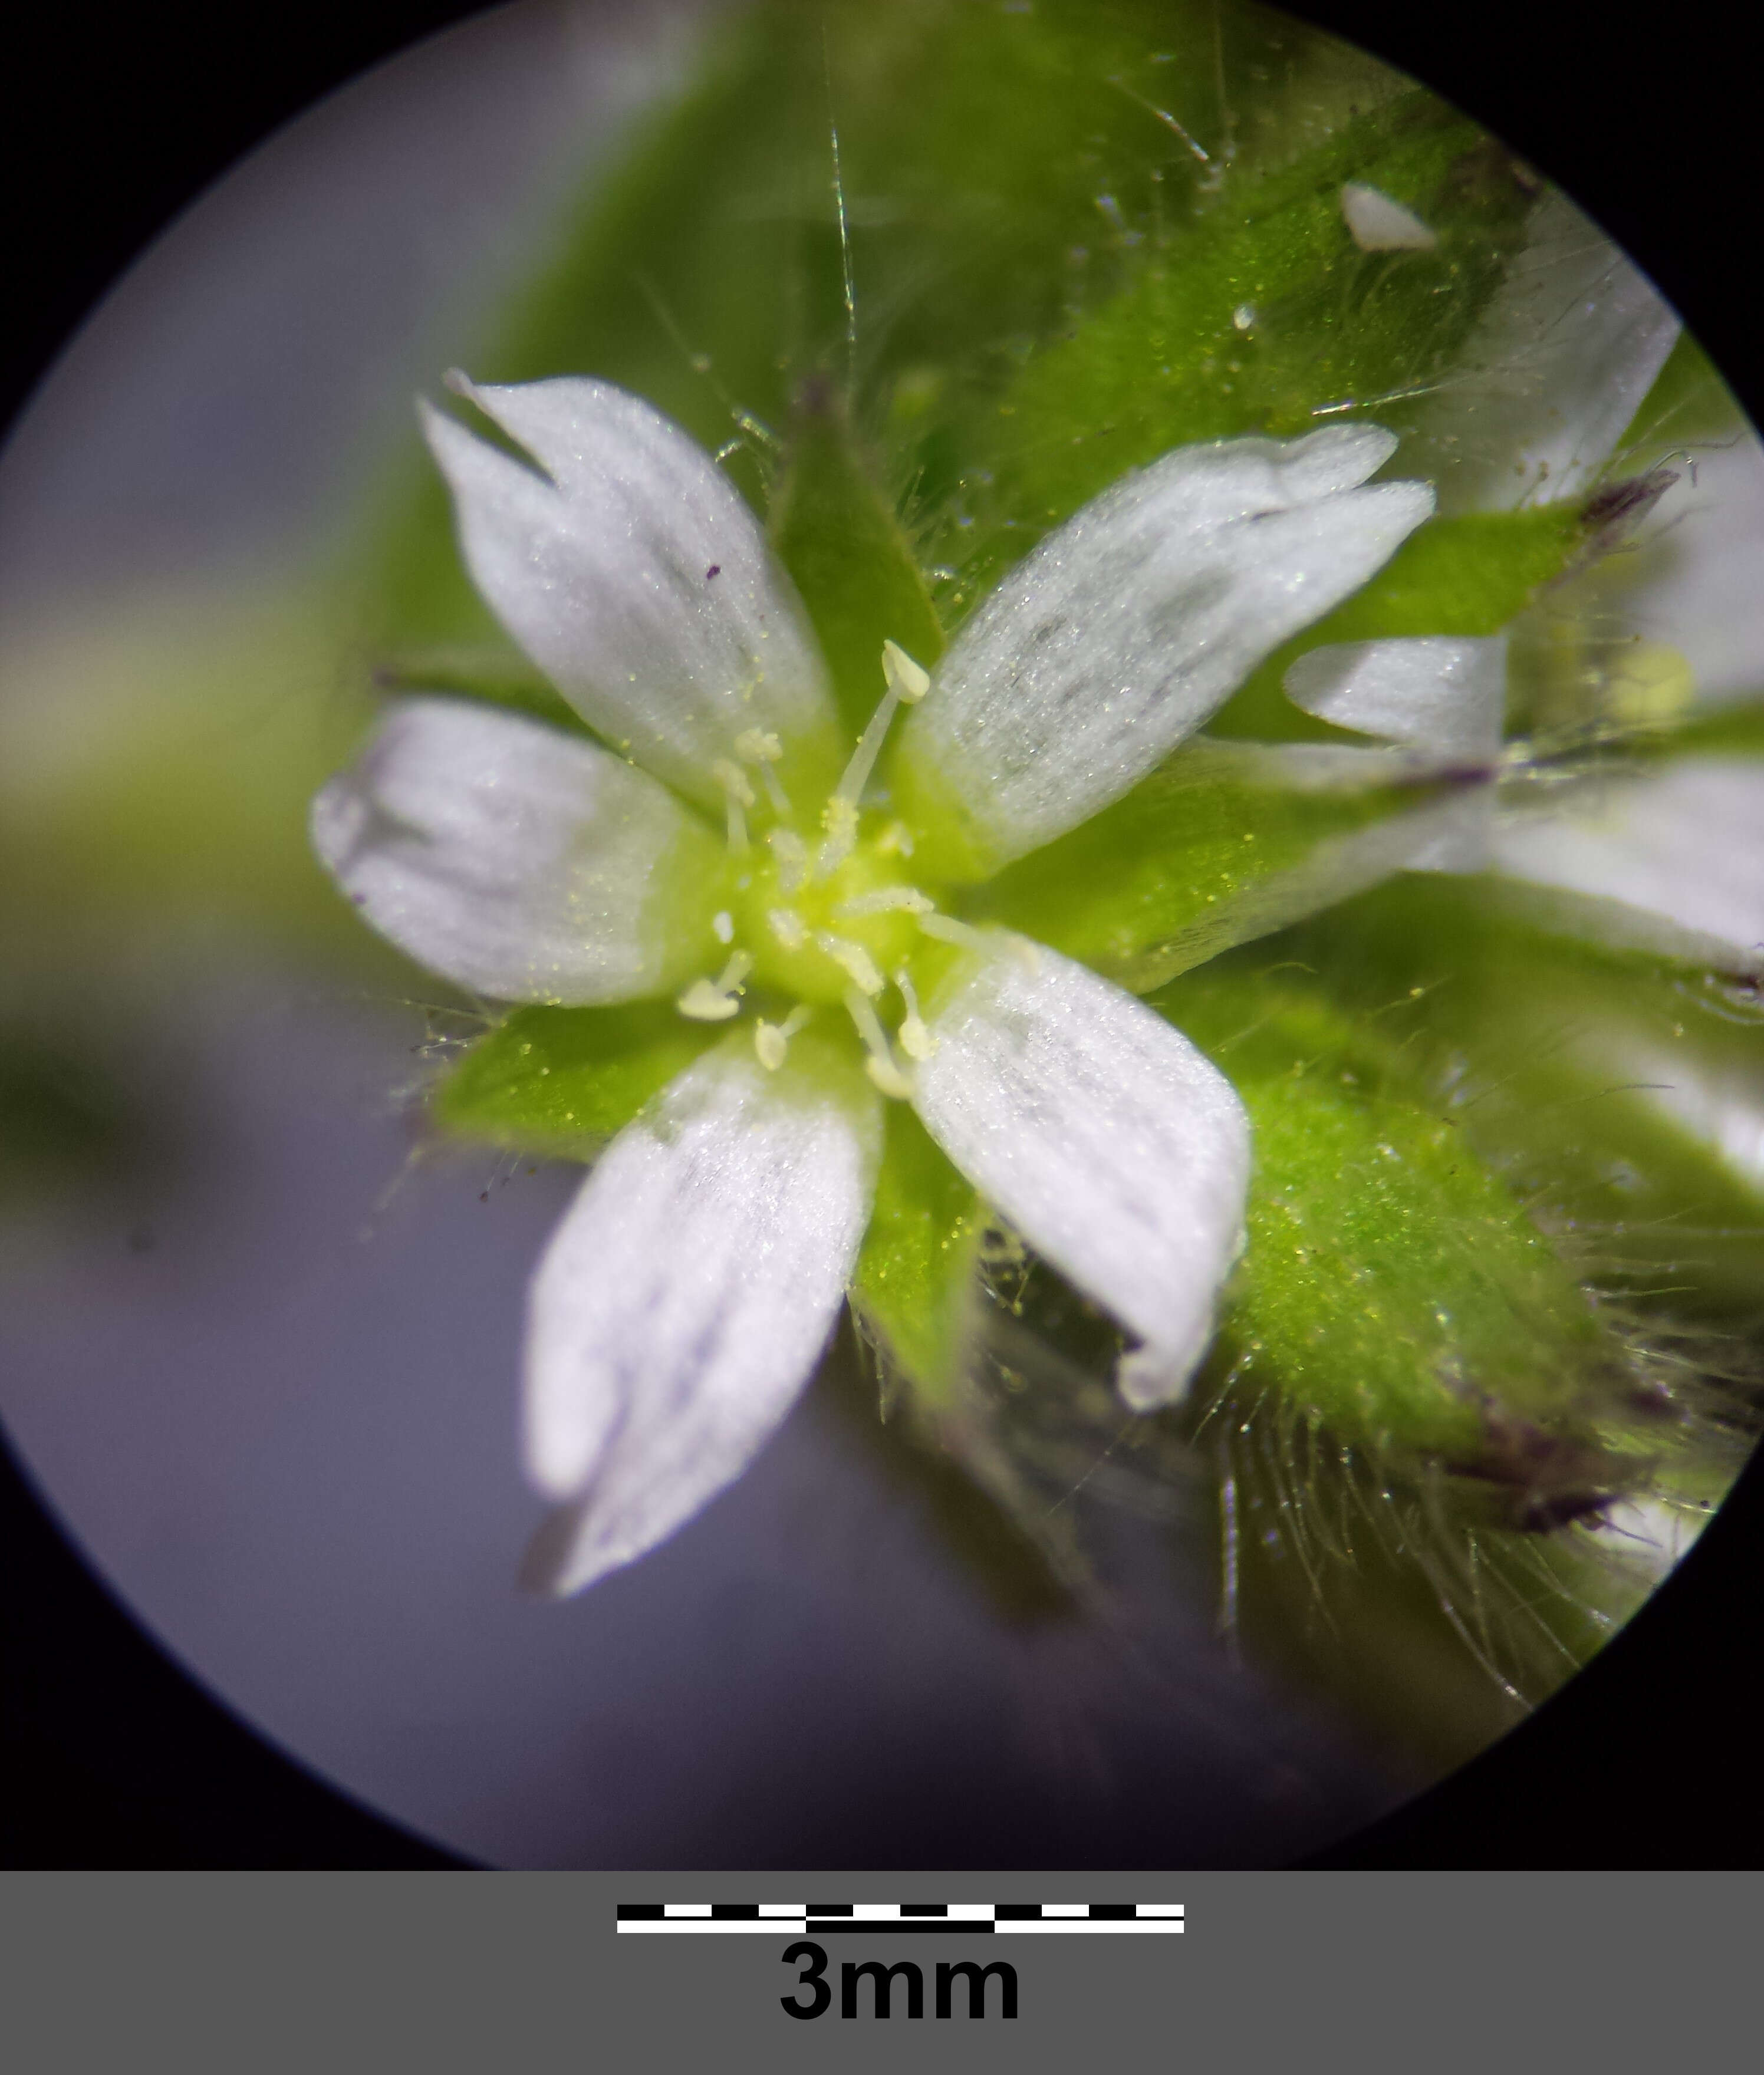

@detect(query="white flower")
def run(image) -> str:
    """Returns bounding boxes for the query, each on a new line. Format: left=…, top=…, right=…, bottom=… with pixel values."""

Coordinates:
left=1269, top=200, right=1764, bottom=1218
left=312, top=372, right=1435, bottom=1594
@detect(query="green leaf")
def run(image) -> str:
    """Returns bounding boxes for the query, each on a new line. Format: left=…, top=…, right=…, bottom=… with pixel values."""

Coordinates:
left=967, top=737, right=1479, bottom=989
left=849, top=1102, right=984, bottom=1408
left=1156, top=964, right=1635, bottom=1518
left=432, top=1002, right=722, bottom=1155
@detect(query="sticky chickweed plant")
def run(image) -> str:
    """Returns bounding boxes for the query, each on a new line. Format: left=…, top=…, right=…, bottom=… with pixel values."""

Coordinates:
left=324, top=0, right=1763, bottom=1764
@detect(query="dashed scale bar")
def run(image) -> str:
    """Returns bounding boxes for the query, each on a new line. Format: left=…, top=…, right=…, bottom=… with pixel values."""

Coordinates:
left=616, top=1903, right=1184, bottom=1935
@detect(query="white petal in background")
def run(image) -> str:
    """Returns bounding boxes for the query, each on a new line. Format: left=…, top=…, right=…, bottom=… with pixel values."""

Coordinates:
left=1492, top=757, right=1764, bottom=976
left=521, top=1039, right=881, bottom=1595
left=1600, top=1039, right=1764, bottom=1199
left=422, top=378, right=840, bottom=807
left=1404, top=189, right=1680, bottom=517
left=310, top=695, right=723, bottom=1004
left=1284, top=635, right=1508, bottom=869
left=1284, top=636, right=1506, bottom=760
left=912, top=935, right=1250, bottom=1408
left=897, top=426, right=1433, bottom=871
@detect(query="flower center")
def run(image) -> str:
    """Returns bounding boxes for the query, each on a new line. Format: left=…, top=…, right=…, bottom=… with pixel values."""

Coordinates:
left=673, top=640, right=976, bottom=1095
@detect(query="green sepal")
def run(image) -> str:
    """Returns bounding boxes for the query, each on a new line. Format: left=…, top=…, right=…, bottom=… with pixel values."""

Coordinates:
left=430, top=1002, right=722, bottom=1156
left=1275, top=872, right=1764, bottom=1315
left=1156, top=963, right=1633, bottom=1519
left=849, top=1102, right=985, bottom=1411
left=364, top=644, right=593, bottom=739
left=967, top=738, right=1476, bottom=990
left=768, top=384, right=946, bottom=740
left=940, top=91, right=1539, bottom=601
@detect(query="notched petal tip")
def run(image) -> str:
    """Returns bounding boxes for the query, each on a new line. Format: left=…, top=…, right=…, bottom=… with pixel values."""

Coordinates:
left=309, top=694, right=716, bottom=1005
left=911, top=936, right=1250, bottom=1408
left=418, top=374, right=839, bottom=805
left=900, top=426, right=1434, bottom=867
left=518, top=1042, right=881, bottom=1585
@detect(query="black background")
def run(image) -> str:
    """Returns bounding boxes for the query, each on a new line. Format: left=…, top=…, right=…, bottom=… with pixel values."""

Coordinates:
left=3, top=0, right=1760, bottom=1870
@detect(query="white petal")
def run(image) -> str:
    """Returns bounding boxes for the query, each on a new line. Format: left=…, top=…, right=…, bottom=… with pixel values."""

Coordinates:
left=1341, top=183, right=1437, bottom=253
left=1491, top=757, right=1764, bottom=974
left=1600, top=1039, right=1764, bottom=1198
left=520, top=1038, right=881, bottom=1594
left=896, top=426, right=1433, bottom=871
left=1283, top=635, right=1506, bottom=869
left=421, top=378, right=840, bottom=806
left=1284, top=636, right=1506, bottom=758
left=310, top=696, right=722, bottom=1004
left=911, top=934, right=1250, bottom=1407
left=1404, top=190, right=1680, bottom=516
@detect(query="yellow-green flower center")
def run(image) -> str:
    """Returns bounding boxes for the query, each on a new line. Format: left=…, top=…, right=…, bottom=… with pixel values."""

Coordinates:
left=672, top=640, right=976, bottom=1095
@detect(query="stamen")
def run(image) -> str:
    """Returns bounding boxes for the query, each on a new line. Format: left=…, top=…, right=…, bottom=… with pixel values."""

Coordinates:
left=676, top=948, right=753, bottom=1023
left=768, top=907, right=808, bottom=951
left=768, top=827, right=809, bottom=894
left=817, top=795, right=860, bottom=877
left=678, top=980, right=741, bottom=1022
left=881, top=638, right=932, bottom=704
left=752, top=1003, right=812, bottom=1075
left=735, top=727, right=790, bottom=813
left=894, top=969, right=938, bottom=1060
left=712, top=759, right=754, bottom=854
left=710, top=757, right=755, bottom=806
left=817, top=640, right=934, bottom=878
left=916, top=911, right=992, bottom=953
left=845, top=987, right=914, bottom=1100
left=834, top=887, right=934, bottom=918
left=817, top=932, right=884, bottom=997
left=876, top=820, right=916, bottom=858
left=712, top=910, right=735, bottom=945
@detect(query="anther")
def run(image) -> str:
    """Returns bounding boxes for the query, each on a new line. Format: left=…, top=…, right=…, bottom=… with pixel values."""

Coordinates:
left=768, top=827, right=809, bottom=894
left=712, top=758, right=754, bottom=854
left=817, top=795, right=860, bottom=877
left=817, top=932, right=884, bottom=997
left=834, top=887, right=934, bottom=918
left=894, top=969, right=938, bottom=1061
left=676, top=948, right=753, bottom=1022
left=735, top=729, right=789, bottom=812
left=881, top=639, right=931, bottom=704
left=845, top=987, right=914, bottom=1101
left=767, top=907, right=808, bottom=951
left=753, top=1003, right=811, bottom=1073
left=817, top=639, right=935, bottom=878
left=916, top=912, right=992, bottom=953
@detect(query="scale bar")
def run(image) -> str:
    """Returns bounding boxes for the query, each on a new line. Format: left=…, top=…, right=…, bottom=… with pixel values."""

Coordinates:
left=616, top=1903, right=1184, bottom=1936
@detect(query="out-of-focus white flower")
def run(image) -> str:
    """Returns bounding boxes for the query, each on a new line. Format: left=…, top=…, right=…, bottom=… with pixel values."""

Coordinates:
left=312, top=374, right=1437, bottom=1593
left=1277, top=206, right=1764, bottom=1210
